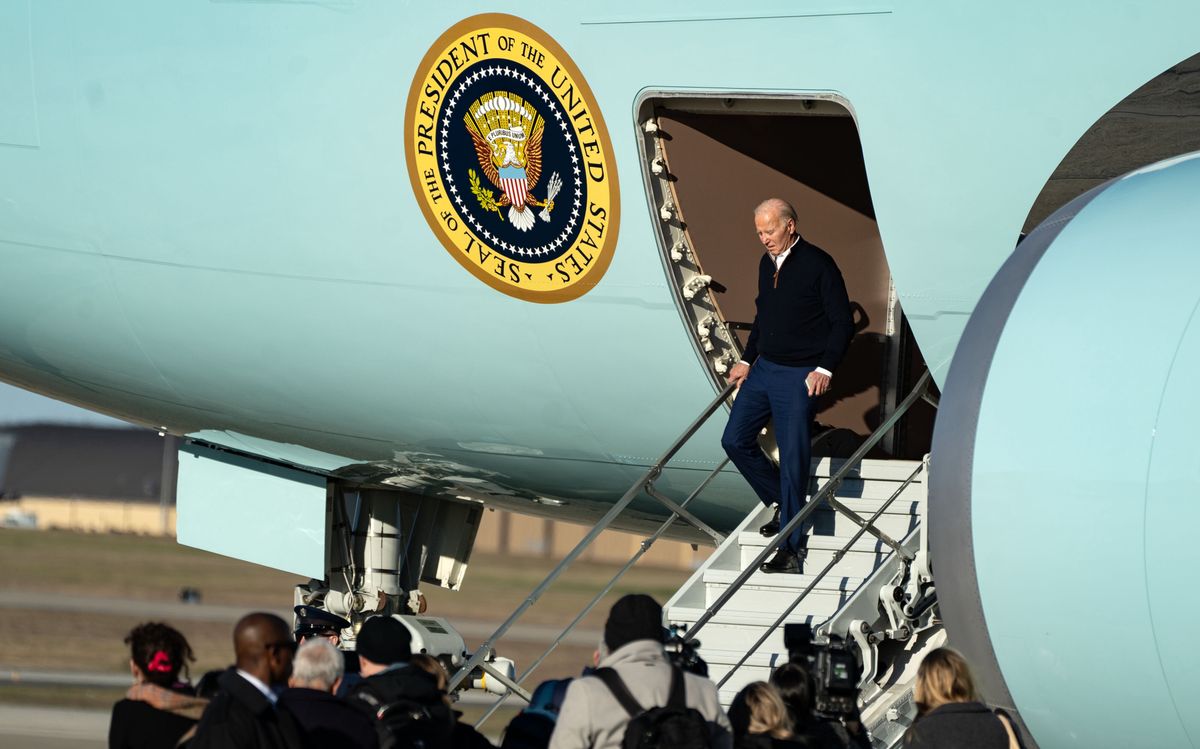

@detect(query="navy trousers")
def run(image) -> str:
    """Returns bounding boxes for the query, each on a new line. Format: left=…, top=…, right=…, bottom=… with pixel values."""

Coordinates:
left=721, top=358, right=817, bottom=555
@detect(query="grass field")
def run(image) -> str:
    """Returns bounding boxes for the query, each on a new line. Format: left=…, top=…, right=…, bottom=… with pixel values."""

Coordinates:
left=0, top=529, right=692, bottom=711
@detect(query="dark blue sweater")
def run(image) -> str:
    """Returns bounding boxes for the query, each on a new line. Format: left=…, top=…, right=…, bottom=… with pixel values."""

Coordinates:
left=742, top=237, right=853, bottom=372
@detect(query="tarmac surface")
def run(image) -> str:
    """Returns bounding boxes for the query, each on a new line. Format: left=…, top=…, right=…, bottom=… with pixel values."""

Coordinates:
left=0, top=704, right=107, bottom=748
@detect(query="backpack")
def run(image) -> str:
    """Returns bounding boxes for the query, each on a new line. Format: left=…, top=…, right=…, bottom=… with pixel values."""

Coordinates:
left=500, top=678, right=572, bottom=749
left=374, top=698, right=444, bottom=749
left=594, top=666, right=712, bottom=749
left=352, top=669, right=452, bottom=749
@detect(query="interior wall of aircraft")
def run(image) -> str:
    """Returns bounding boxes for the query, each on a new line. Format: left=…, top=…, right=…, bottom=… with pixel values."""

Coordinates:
left=646, top=101, right=936, bottom=459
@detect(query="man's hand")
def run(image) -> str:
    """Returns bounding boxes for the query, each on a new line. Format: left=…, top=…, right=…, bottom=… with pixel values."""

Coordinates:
left=806, top=370, right=831, bottom=397
left=728, top=362, right=751, bottom=388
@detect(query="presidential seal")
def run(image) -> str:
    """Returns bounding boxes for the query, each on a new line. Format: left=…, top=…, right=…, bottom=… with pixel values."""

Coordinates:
left=405, top=14, right=619, bottom=303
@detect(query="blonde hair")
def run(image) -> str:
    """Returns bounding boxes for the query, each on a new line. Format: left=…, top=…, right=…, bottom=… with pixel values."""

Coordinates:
left=742, top=682, right=793, bottom=739
left=914, top=648, right=978, bottom=713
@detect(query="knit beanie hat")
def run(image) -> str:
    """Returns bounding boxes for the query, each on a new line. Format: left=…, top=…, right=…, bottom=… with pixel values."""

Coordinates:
left=356, top=616, right=412, bottom=665
left=604, top=594, right=664, bottom=651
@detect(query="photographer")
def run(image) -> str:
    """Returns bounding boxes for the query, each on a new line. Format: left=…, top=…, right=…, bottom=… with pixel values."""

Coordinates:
left=549, top=594, right=731, bottom=749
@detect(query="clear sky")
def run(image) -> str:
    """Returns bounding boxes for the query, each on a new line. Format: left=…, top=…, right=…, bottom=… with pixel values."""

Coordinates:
left=0, top=382, right=128, bottom=427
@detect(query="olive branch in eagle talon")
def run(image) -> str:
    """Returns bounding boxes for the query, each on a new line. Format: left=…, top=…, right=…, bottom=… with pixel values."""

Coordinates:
left=468, top=170, right=504, bottom=219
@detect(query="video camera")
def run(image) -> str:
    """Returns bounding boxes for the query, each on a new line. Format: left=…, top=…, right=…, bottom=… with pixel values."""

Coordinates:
left=664, top=623, right=709, bottom=677
left=783, top=622, right=860, bottom=719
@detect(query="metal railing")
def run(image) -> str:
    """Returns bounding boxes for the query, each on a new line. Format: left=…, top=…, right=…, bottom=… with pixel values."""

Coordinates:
left=447, top=382, right=738, bottom=699
left=682, top=370, right=932, bottom=651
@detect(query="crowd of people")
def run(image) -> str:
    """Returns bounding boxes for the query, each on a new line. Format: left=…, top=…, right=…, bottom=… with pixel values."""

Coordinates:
left=108, top=594, right=1021, bottom=749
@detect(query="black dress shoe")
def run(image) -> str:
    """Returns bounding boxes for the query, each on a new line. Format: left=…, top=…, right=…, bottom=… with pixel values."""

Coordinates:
left=759, top=506, right=781, bottom=537
left=760, top=549, right=802, bottom=574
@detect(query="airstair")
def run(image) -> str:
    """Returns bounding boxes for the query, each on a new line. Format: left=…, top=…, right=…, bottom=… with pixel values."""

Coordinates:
left=453, top=373, right=941, bottom=748
left=666, top=456, right=940, bottom=747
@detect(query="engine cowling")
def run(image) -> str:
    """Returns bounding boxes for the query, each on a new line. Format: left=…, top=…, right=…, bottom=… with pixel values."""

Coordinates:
left=931, top=152, right=1200, bottom=749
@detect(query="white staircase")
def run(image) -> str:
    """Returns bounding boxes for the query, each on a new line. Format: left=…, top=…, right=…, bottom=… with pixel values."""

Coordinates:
left=664, top=457, right=930, bottom=726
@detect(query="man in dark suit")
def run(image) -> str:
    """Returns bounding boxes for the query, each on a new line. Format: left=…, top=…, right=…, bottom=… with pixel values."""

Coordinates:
left=190, top=612, right=307, bottom=749
left=278, top=638, right=377, bottom=748
left=721, top=198, right=853, bottom=574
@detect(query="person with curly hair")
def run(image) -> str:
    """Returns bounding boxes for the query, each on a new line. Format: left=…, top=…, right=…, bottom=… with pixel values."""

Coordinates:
left=109, top=621, right=209, bottom=749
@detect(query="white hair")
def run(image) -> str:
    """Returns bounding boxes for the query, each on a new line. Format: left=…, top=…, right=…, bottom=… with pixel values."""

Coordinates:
left=753, top=198, right=798, bottom=223
left=292, top=638, right=344, bottom=691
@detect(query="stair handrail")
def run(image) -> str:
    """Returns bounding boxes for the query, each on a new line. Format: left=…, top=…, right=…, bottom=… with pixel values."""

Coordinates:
left=447, top=381, right=738, bottom=693
left=682, top=370, right=932, bottom=644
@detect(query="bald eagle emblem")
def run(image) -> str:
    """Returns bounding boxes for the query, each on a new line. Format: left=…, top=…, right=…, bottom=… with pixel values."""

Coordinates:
left=465, top=92, right=561, bottom=232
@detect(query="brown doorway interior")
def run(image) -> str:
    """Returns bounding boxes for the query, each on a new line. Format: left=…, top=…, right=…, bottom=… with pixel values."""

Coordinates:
left=652, top=104, right=935, bottom=458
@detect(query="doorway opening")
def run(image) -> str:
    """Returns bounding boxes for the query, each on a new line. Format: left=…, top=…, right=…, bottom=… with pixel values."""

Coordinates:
left=637, top=94, right=934, bottom=458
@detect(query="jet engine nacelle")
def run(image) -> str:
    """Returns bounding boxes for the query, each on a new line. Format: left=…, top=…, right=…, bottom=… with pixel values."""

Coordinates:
left=931, top=152, right=1200, bottom=748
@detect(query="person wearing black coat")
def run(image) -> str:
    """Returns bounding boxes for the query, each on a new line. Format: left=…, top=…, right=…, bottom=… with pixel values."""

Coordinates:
left=279, top=638, right=377, bottom=749
left=903, top=702, right=1012, bottom=749
left=279, top=687, right=378, bottom=749
left=189, top=613, right=308, bottom=749
left=347, top=616, right=455, bottom=749
left=902, top=648, right=1017, bottom=749
left=109, top=622, right=208, bottom=749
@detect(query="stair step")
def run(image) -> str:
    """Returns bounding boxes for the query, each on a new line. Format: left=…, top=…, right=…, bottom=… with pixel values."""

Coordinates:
left=703, top=568, right=863, bottom=614
left=810, top=458, right=924, bottom=482
left=692, top=647, right=786, bottom=700
left=737, top=532, right=899, bottom=551
left=804, top=477, right=927, bottom=502
left=815, top=496, right=924, bottom=516
left=704, top=569, right=866, bottom=591
left=737, top=533, right=895, bottom=576
left=804, top=509, right=917, bottom=539
left=667, top=606, right=820, bottom=653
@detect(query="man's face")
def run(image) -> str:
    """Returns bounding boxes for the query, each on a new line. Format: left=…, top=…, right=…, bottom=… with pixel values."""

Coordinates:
left=265, top=632, right=297, bottom=685
left=755, top=210, right=795, bottom=256
left=298, top=631, right=340, bottom=648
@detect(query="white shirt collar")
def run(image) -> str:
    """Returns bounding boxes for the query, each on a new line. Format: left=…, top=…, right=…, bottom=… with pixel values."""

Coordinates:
left=236, top=669, right=278, bottom=705
left=770, top=236, right=801, bottom=269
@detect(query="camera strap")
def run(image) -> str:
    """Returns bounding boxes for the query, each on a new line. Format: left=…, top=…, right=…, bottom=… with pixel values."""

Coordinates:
left=594, top=666, right=687, bottom=717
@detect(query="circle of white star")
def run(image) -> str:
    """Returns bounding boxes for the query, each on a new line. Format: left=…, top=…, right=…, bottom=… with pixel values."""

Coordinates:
left=437, top=64, right=584, bottom=259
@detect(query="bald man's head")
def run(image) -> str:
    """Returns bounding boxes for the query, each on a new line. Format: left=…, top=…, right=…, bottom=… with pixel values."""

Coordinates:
left=233, top=612, right=295, bottom=686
